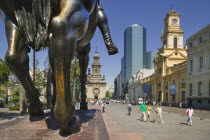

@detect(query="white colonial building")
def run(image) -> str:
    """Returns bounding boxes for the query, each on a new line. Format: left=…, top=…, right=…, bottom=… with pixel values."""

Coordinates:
left=86, top=51, right=106, bottom=100
left=128, top=69, right=154, bottom=101
left=186, top=24, right=210, bottom=109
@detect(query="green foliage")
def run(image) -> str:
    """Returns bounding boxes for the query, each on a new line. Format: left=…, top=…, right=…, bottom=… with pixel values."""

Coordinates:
left=105, top=90, right=111, bottom=99
left=0, top=59, right=9, bottom=85
left=11, top=88, right=20, bottom=104
left=34, top=59, right=47, bottom=88
left=0, top=102, right=4, bottom=107
left=41, top=101, right=47, bottom=105
left=8, top=106, right=20, bottom=111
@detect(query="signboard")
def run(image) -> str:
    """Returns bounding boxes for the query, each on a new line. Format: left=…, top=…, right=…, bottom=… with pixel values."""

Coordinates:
left=170, top=85, right=176, bottom=95
left=142, top=84, right=152, bottom=97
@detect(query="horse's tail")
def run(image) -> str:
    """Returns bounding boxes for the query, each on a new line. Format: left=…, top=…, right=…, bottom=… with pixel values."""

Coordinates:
left=15, top=0, right=51, bottom=51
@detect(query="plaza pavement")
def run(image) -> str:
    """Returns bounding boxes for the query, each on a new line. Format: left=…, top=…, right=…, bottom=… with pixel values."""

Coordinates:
left=104, top=103, right=210, bottom=140
left=0, top=103, right=210, bottom=140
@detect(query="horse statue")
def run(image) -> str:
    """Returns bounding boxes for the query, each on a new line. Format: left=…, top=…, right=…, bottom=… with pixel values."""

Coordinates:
left=0, top=0, right=118, bottom=136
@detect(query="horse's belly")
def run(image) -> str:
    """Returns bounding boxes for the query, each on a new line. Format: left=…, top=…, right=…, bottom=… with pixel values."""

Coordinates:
left=76, top=4, right=98, bottom=47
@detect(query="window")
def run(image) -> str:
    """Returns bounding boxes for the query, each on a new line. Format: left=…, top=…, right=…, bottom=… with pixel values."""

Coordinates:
left=173, top=80, right=176, bottom=85
left=172, top=95, right=176, bottom=101
left=174, top=38, right=177, bottom=48
left=159, top=67, right=162, bottom=74
left=199, top=37, right=202, bottom=43
left=197, top=100, right=202, bottom=103
left=189, top=83, right=193, bottom=96
left=209, top=81, right=210, bottom=96
left=165, top=82, right=168, bottom=89
left=198, top=81, right=202, bottom=96
left=199, top=56, right=203, bottom=69
left=158, top=83, right=161, bottom=88
left=209, top=54, right=210, bottom=66
left=181, top=91, right=185, bottom=102
left=165, top=92, right=168, bottom=101
left=190, top=60, right=193, bottom=72
left=189, top=42, right=193, bottom=48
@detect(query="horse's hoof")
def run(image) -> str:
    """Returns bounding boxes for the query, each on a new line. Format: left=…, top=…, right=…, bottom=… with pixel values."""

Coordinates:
left=59, top=115, right=81, bottom=137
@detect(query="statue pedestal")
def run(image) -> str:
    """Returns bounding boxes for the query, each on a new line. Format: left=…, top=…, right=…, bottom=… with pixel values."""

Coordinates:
left=80, top=102, right=88, bottom=110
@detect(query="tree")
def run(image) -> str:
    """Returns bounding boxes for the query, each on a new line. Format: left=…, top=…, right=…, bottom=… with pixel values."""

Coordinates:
left=0, top=59, right=10, bottom=104
left=70, top=57, right=80, bottom=101
left=105, top=90, right=111, bottom=99
left=11, top=87, right=20, bottom=105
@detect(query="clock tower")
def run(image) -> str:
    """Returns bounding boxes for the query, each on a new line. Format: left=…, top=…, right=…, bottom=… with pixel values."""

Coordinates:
left=162, top=10, right=184, bottom=49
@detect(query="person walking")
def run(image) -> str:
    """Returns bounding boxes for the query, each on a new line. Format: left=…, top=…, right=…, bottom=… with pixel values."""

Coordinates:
left=186, top=106, right=195, bottom=126
left=127, top=102, right=132, bottom=115
left=75, top=101, right=79, bottom=110
left=147, top=104, right=152, bottom=121
left=139, top=102, right=147, bottom=122
left=101, top=102, right=106, bottom=113
left=155, top=104, right=164, bottom=123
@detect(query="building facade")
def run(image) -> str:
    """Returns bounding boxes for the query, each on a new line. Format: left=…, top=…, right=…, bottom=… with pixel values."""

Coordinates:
left=128, top=69, right=154, bottom=102
left=141, top=10, right=188, bottom=106
left=124, top=24, right=146, bottom=84
left=145, top=51, right=157, bottom=69
left=86, top=51, right=106, bottom=100
left=186, top=24, right=210, bottom=109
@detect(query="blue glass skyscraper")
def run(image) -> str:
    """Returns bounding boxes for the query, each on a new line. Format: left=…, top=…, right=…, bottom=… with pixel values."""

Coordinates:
left=124, top=24, right=146, bottom=84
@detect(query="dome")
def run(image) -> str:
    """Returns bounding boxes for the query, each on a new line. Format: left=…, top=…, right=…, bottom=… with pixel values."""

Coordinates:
left=131, top=24, right=139, bottom=27
left=167, top=10, right=178, bottom=15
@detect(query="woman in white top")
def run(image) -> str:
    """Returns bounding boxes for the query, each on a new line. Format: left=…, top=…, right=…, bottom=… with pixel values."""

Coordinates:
left=186, top=106, right=195, bottom=126
left=155, top=104, right=164, bottom=124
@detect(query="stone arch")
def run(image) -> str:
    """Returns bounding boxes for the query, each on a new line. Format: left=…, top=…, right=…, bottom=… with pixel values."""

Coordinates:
left=93, top=88, right=100, bottom=100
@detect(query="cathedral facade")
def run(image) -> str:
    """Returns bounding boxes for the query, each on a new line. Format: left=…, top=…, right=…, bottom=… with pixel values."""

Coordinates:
left=86, top=51, right=107, bottom=100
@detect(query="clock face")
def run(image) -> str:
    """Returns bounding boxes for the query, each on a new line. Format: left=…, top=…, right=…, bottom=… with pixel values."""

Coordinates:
left=172, top=19, right=178, bottom=25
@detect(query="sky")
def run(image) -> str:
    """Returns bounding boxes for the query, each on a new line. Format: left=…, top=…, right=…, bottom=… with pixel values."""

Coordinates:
left=0, top=0, right=210, bottom=86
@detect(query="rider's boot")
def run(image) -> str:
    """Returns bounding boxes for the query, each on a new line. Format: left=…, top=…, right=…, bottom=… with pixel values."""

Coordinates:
left=103, top=34, right=118, bottom=55
left=97, top=3, right=118, bottom=55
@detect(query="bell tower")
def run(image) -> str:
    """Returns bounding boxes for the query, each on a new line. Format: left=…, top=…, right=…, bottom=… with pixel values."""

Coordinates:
left=92, top=51, right=101, bottom=76
left=161, top=10, right=184, bottom=49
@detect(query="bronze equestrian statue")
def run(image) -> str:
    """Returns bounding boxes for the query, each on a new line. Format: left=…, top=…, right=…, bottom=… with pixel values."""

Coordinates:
left=0, top=0, right=118, bottom=136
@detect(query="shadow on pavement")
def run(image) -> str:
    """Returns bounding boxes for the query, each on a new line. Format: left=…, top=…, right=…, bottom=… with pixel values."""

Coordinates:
left=45, top=109, right=97, bottom=130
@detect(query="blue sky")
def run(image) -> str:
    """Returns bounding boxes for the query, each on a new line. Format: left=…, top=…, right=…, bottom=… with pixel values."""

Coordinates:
left=0, top=0, right=210, bottom=85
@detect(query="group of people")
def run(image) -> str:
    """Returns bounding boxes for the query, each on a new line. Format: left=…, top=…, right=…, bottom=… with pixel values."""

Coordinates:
left=127, top=102, right=195, bottom=125
left=127, top=102, right=163, bottom=123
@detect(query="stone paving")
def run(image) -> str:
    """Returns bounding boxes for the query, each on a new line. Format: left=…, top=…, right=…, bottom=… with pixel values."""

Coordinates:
left=105, top=103, right=210, bottom=140
left=0, top=106, right=27, bottom=125
left=0, top=106, right=109, bottom=140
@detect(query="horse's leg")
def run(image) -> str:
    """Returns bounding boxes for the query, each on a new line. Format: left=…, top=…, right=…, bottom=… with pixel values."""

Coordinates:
left=97, top=3, right=118, bottom=55
left=77, top=43, right=91, bottom=110
left=49, top=0, right=88, bottom=135
left=5, top=16, right=44, bottom=116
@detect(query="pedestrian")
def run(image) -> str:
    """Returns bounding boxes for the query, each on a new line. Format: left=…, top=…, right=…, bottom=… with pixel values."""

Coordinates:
left=147, top=104, right=152, bottom=121
left=75, top=101, right=79, bottom=110
left=155, top=104, right=164, bottom=123
left=101, top=102, right=106, bottom=112
left=138, top=102, right=147, bottom=122
left=179, top=103, right=182, bottom=108
left=186, top=106, right=195, bottom=126
left=127, top=102, right=132, bottom=115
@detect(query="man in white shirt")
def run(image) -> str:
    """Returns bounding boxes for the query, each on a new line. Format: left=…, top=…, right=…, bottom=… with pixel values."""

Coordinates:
left=127, top=102, right=132, bottom=115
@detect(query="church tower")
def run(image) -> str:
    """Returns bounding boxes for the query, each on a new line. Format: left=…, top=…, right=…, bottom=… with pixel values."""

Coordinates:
left=86, top=51, right=107, bottom=101
left=161, top=10, right=184, bottom=49
left=154, top=10, right=187, bottom=77
left=92, top=51, right=101, bottom=76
